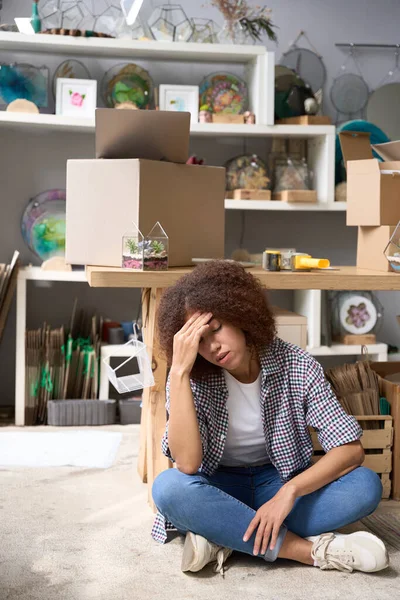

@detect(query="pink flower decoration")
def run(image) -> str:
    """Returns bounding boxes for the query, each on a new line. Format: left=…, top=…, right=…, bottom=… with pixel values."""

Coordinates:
left=69, top=91, right=86, bottom=107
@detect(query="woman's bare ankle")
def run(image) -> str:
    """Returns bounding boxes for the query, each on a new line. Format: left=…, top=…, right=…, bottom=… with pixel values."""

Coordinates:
left=277, top=530, right=314, bottom=565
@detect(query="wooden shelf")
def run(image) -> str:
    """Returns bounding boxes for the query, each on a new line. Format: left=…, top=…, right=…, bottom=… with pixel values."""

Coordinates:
left=86, top=265, right=400, bottom=290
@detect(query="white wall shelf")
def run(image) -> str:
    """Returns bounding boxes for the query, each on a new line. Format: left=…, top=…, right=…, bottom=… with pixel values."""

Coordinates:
left=308, top=343, right=388, bottom=361
left=0, top=32, right=266, bottom=62
left=19, top=266, right=86, bottom=282
left=225, top=200, right=346, bottom=211
left=0, top=112, right=334, bottom=138
left=0, top=32, right=274, bottom=124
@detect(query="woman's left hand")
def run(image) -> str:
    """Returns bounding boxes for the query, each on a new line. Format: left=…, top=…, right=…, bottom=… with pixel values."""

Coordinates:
left=243, top=485, right=297, bottom=555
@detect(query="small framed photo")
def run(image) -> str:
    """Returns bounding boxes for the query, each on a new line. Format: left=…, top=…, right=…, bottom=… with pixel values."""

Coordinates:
left=55, top=78, right=97, bottom=118
left=159, top=85, right=199, bottom=124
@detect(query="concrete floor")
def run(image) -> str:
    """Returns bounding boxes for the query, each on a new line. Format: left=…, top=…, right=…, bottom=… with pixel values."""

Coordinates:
left=0, top=425, right=399, bottom=600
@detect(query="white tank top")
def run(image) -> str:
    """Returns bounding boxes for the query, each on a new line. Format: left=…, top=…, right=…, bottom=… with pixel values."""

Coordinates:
left=220, top=370, right=270, bottom=467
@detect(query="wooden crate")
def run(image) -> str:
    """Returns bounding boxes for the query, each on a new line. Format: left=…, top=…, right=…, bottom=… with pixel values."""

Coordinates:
left=277, top=115, right=332, bottom=125
left=311, top=415, right=393, bottom=499
left=370, top=363, right=400, bottom=500
left=272, top=190, right=317, bottom=203
left=212, top=114, right=245, bottom=124
left=335, top=334, right=377, bottom=345
left=232, top=189, right=271, bottom=200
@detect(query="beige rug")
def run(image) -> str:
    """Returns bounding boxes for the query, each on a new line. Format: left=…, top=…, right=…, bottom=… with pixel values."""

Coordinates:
left=0, top=425, right=399, bottom=600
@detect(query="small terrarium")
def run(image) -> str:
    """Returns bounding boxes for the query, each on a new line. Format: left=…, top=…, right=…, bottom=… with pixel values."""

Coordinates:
left=384, top=221, right=400, bottom=273
left=143, top=222, right=169, bottom=271
left=103, top=339, right=155, bottom=394
left=122, top=223, right=144, bottom=270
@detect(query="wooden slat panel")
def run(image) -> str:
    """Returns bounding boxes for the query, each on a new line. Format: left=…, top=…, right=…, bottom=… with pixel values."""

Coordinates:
left=352, top=415, right=392, bottom=421
left=312, top=453, right=392, bottom=473
left=311, top=428, right=393, bottom=450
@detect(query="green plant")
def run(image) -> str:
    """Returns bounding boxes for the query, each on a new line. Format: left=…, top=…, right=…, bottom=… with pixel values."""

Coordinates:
left=150, top=240, right=165, bottom=254
left=126, top=238, right=138, bottom=255
left=239, top=14, right=277, bottom=43
left=211, top=1, right=277, bottom=43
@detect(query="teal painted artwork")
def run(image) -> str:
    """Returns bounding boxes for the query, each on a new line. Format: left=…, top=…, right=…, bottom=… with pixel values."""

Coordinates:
left=21, top=189, right=66, bottom=260
left=0, top=63, right=48, bottom=107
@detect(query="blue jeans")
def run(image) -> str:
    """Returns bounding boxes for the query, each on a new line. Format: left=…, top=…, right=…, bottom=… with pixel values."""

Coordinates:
left=152, top=464, right=382, bottom=562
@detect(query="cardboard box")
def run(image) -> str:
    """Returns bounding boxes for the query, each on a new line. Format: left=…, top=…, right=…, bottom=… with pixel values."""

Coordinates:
left=357, top=225, right=395, bottom=272
left=339, top=131, right=400, bottom=226
left=66, top=110, right=226, bottom=268
left=273, top=307, right=307, bottom=349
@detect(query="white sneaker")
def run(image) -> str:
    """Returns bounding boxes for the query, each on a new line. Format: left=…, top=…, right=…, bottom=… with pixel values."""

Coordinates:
left=308, top=531, right=389, bottom=573
left=181, top=531, right=233, bottom=576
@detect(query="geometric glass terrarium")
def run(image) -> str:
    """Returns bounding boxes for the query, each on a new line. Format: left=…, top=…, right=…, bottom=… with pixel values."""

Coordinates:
left=190, top=18, right=219, bottom=43
left=148, top=4, right=193, bottom=42
left=384, top=220, right=400, bottom=273
left=122, top=223, right=144, bottom=270
left=38, top=0, right=125, bottom=35
left=143, top=221, right=169, bottom=271
left=103, top=339, right=154, bottom=393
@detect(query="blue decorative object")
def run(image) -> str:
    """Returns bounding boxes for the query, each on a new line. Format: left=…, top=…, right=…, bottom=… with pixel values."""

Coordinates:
left=30, top=1, right=42, bottom=33
left=0, top=63, right=48, bottom=107
left=335, top=119, right=390, bottom=184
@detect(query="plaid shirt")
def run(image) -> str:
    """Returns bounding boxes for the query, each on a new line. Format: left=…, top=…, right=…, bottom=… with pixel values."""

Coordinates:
left=151, top=337, right=362, bottom=543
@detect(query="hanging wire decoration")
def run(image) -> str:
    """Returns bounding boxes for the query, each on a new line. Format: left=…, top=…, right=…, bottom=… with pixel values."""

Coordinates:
left=366, top=46, right=400, bottom=140
left=330, top=45, right=369, bottom=123
left=280, top=31, right=326, bottom=99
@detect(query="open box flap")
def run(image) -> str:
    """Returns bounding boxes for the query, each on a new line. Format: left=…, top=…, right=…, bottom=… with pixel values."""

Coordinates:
left=95, top=108, right=190, bottom=163
left=372, top=140, right=400, bottom=161
left=339, top=131, right=373, bottom=169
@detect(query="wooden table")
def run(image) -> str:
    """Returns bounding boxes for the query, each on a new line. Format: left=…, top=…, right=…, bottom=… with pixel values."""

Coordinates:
left=86, top=266, right=400, bottom=507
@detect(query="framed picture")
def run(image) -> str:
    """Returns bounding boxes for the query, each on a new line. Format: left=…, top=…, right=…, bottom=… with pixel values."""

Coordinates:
left=159, top=84, right=199, bottom=124
left=55, top=78, right=97, bottom=118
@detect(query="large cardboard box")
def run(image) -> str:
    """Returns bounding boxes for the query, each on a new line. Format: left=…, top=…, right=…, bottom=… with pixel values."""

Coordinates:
left=66, top=110, right=226, bottom=268
left=339, top=131, right=400, bottom=226
left=357, top=225, right=395, bottom=272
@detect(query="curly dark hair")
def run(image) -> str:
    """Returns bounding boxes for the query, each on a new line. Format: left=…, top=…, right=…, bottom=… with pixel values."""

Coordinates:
left=157, top=260, right=276, bottom=378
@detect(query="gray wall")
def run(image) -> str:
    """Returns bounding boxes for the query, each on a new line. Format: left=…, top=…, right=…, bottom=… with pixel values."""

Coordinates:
left=1, top=0, right=400, bottom=408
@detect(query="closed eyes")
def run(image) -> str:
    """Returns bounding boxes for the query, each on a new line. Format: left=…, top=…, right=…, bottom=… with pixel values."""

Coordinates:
left=200, top=323, right=221, bottom=343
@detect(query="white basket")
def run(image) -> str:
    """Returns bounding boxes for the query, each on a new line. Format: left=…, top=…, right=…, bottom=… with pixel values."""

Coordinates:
left=102, top=339, right=154, bottom=393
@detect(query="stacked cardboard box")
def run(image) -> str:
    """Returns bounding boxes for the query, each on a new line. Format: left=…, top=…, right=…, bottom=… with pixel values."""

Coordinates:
left=66, top=110, right=226, bottom=268
left=340, top=131, right=400, bottom=272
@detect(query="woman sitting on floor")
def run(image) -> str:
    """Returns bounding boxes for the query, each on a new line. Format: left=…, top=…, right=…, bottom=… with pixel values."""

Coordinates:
left=151, top=260, right=388, bottom=575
